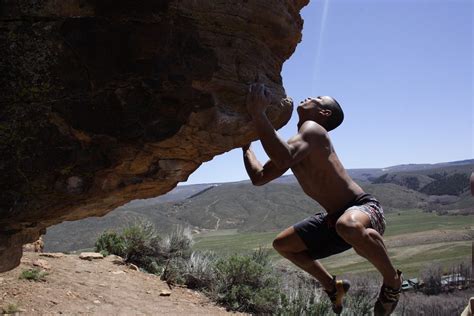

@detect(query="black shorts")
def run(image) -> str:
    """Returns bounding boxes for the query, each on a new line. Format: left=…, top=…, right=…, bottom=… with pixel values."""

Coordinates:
left=293, top=193, right=385, bottom=260
left=293, top=212, right=352, bottom=260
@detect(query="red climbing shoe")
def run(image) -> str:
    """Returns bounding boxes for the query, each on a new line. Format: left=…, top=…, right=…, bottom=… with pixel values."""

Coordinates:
left=324, top=276, right=351, bottom=314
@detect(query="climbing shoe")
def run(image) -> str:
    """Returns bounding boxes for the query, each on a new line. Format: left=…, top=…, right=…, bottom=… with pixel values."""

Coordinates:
left=374, top=270, right=403, bottom=316
left=324, top=275, right=351, bottom=314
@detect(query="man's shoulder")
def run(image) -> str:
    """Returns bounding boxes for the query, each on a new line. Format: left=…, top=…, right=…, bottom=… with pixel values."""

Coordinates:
left=298, top=121, right=328, bottom=138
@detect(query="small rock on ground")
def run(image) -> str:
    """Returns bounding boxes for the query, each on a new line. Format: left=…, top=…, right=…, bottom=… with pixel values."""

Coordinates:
left=40, top=253, right=65, bottom=258
left=79, top=252, right=104, bottom=260
left=33, top=259, right=51, bottom=270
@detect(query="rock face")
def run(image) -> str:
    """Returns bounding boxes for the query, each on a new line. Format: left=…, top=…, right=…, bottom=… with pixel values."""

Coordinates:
left=0, top=0, right=309, bottom=272
left=22, top=235, right=44, bottom=253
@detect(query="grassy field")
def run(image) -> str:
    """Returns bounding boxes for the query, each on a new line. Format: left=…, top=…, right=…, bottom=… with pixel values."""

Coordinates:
left=321, top=240, right=471, bottom=277
left=193, top=230, right=277, bottom=255
left=193, top=209, right=473, bottom=277
left=383, top=209, right=473, bottom=236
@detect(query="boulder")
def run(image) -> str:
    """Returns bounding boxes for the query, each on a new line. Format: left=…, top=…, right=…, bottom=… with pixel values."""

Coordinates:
left=0, top=0, right=309, bottom=272
left=23, top=236, right=44, bottom=253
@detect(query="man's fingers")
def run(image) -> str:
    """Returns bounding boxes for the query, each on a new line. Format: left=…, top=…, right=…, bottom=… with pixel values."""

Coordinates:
left=263, top=87, right=272, bottom=103
left=248, top=83, right=272, bottom=103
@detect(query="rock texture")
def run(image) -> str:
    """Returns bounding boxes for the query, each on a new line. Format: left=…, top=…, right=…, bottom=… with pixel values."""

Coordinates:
left=0, top=0, right=309, bottom=272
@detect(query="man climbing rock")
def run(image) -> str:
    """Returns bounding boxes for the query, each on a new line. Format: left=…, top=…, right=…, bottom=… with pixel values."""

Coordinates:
left=242, top=83, right=402, bottom=315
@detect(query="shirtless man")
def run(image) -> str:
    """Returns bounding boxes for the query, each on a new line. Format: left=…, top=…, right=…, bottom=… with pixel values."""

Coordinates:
left=242, top=83, right=402, bottom=315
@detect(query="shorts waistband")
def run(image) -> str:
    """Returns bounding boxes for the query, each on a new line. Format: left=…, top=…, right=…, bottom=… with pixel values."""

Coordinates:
left=351, top=193, right=379, bottom=207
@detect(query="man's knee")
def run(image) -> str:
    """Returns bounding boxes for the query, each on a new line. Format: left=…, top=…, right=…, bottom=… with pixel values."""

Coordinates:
left=335, top=218, right=365, bottom=242
left=273, top=237, right=308, bottom=262
left=272, top=234, right=298, bottom=254
left=272, top=237, right=287, bottom=253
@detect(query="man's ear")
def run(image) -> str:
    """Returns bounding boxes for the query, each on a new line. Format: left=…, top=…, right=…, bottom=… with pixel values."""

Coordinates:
left=320, top=109, right=332, bottom=117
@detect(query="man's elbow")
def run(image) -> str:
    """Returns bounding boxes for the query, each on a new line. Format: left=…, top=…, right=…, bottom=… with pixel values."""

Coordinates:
left=250, top=175, right=264, bottom=186
left=251, top=178, right=265, bottom=186
left=250, top=173, right=266, bottom=186
left=272, top=158, right=291, bottom=170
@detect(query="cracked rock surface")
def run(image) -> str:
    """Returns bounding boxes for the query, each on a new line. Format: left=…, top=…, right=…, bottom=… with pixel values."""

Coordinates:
left=0, top=0, right=309, bottom=272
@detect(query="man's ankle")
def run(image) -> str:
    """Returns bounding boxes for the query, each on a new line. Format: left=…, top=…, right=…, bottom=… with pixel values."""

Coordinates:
left=383, top=270, right=402, bottom=289
left=323, top=275, right=337, bottom=293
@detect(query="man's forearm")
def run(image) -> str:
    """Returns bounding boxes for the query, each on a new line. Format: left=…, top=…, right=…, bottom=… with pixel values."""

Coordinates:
left=243, top=147, right=263, bottom=183
left=252, top=112, right=292, bottom=168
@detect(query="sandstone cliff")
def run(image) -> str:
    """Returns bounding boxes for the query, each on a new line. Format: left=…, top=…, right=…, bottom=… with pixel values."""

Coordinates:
left=0, top=0, right=309, bottom=272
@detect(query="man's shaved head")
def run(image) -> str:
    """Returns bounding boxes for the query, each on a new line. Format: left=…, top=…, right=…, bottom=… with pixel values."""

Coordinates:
left=320, top=96, right=344, bottom=131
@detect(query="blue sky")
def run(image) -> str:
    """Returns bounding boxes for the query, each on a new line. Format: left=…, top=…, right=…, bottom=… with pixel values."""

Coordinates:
left=185, top=0, right=473, bottom=185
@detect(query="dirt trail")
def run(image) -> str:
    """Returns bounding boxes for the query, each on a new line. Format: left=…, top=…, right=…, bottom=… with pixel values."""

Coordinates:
left=205, top=199, right=221, bottom=230
left=0, top=252, right=244, bottom=315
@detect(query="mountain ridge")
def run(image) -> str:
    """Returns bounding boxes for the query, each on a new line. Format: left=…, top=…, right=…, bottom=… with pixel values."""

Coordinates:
left=43, top=159, right=473, bottom=252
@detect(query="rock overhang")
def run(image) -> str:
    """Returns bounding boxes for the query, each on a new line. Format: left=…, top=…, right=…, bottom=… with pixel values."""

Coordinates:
left=0, top=0, right=309, bottom=272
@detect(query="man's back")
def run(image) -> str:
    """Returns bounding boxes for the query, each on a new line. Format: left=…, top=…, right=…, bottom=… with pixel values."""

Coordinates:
left=289, top=121, right=364, bottom=214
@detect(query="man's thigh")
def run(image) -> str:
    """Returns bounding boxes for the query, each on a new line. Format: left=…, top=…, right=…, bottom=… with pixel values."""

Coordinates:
left=338, top=203, right=386, bottom=236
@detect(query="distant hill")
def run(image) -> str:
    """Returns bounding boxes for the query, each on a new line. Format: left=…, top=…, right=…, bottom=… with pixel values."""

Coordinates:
left=109, top=159, right=474, bottom=210
left=371, top=162, right=473, bottom=195
left=43, top=159, right=473, bottom=252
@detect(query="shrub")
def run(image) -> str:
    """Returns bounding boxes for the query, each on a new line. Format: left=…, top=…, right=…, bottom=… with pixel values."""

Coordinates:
left=183, top=251, right=218, bottom=290
left=159, top=226, right=194, bottom=284
left=94, top=230, right=125, bottom=257
left=275, top=268, right=315, bottom=315
left=446, top=260, right=472, bottom=287
left=213, top=249, right=281, bottom=314
left=95, top=223, right=197, bottom=277
left=160, top=226, right=193, bottom=260
left=421, top=263, right=443, bottom=295
left=161, top=257, right=187, bottom=285
left=276, top=271, right=380, bottom=316
left=19, top=268, right=48, bottom=281
left=344, top=273, right=379, bottom=315
left=121, top=220, right=162, bottom=274
left=2, top=303, right=20, bottom=314
left=251, top=247, right=273, bottom=267
left=398, top=292, right=470, bottom=316
left=277, top=280, right=331, bottom=316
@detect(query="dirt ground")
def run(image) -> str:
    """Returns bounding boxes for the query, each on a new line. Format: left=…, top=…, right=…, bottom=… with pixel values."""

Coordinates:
left=0, top=252, right=245, bottom=315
